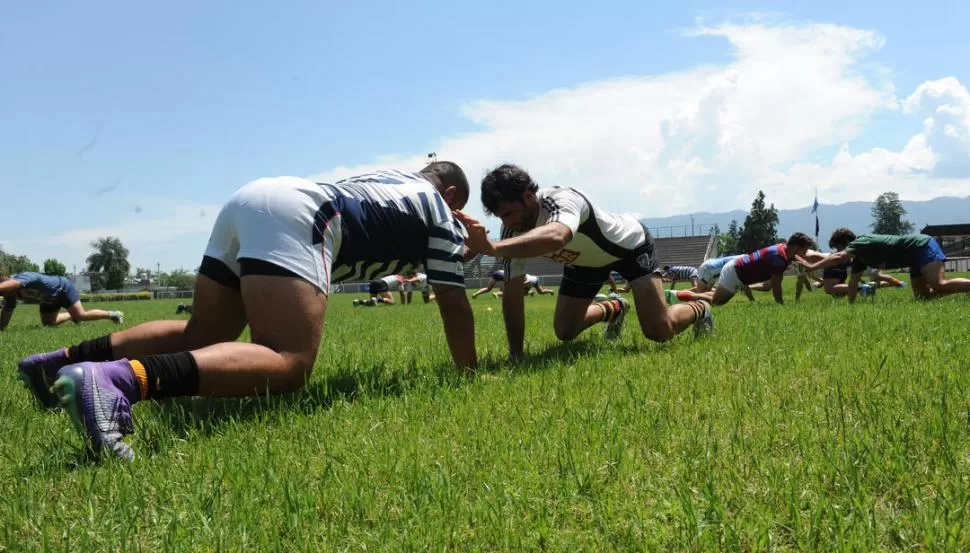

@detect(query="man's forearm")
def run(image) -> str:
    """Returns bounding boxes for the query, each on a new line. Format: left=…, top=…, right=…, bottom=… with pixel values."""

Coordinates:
left=502, top=295, right=526, bottom=359
left=492, top=224, right=571, bottom=259
left=436, top=292, right=477, bottom=371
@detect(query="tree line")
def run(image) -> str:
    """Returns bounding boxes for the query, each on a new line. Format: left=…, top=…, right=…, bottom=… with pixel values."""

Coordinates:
left=718, top=191, right=915, bottom=255
left=1, top=236, right=196, bottom=292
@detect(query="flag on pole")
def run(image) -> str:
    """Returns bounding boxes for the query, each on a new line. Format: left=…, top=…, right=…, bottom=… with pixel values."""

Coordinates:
left=812, top=191, right=820, bottom=242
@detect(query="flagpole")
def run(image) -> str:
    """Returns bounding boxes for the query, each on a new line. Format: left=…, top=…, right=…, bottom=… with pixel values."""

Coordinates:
left=812, top=188, right=820, bottom=247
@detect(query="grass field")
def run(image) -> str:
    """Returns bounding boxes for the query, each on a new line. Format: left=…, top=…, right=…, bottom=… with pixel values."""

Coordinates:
left=2, top=278, right=970, bottom=551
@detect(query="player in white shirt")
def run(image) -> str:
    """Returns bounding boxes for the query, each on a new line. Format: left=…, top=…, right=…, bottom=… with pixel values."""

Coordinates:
left=354, top=274, right=407, bottom=306
left=661, top=265, right=700, bottom=289
left=18, top=162, right=478, bottom=460
left=403, top=271, right=436, bottom=304
left=492, top=273, right=555, bottom=298
left=457, top=164, right=713, bottom=359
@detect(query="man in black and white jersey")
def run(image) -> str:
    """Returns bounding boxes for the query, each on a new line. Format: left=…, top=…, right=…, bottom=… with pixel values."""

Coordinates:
left=457, top=164, right=712, bottom=360
left=19, top=161, right=478, bottom=460
left=661, top=265, right=700, bottom=289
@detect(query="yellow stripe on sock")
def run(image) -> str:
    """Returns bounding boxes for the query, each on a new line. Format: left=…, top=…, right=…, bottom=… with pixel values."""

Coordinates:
left=130, top=360, right=149, bottom=401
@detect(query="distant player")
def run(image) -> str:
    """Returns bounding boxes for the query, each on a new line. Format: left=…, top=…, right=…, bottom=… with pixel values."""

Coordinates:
left=17, top=162, right=477, bottom=460
left=403, top=272, right=436, bottom=304
left=355, top=274, right=407, bottom=306
left=606, top=271, right=630, bottom=294
left=457, top=164, right=713, bottom=360
left=796, top=228, right=970, bottom=301
left=492, top=274, right=555, bottom=298
left=471, top=269, right=506, bottom=298
left=686, top=233, right=814, bottom=306
left=662, top=265, right=699, bottom=289
left=795, top=248, right=902, bottom=301
left=0, top=271, right=123, bottom=330
left=175, top=304, right=193, bottom=315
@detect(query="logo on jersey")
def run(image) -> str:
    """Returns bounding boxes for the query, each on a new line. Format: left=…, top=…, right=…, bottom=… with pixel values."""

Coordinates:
left=548, top=249, right=580, bottom=264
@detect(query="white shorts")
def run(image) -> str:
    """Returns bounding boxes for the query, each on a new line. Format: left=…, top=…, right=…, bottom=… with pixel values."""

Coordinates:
left=715, top=259, right=745, bottom=293
left=697, top=262, right=721, bottom=285
left=203, top=176, right=341, bottom=294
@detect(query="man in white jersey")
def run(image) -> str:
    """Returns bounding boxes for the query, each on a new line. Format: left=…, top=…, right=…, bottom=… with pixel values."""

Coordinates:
left=403, top=271, right=436, bottom=304
left=492, top=273, right=555, bottom=298
left=457, top=164, right=713, bottom=359
left=18, top=162, right=478, bottom=460
left=354, top=274, right=407, bottom=306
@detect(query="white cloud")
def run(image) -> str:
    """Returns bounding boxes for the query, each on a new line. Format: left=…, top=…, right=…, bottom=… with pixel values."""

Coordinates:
left=311, top=18, right=959, bottom=222
left=8, top=199, right=221, bottom=271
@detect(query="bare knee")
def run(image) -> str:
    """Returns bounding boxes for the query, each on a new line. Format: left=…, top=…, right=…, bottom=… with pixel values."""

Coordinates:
left=273, top=354, right=316, bottom=392
left=554, top=321, right=581, bottom=342
left=640, top=318, right=677, bottom=343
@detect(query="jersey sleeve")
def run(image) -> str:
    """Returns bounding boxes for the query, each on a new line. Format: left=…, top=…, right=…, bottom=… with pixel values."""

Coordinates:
left=11, top=273, right=38, bottom=287
left=425, top=217, right=466, bottom=288
left=542, top=188, right=587, bottom=236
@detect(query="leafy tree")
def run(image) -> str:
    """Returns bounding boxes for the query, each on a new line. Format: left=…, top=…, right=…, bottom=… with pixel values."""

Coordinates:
left=718, top=219, right=742, bottom=255
left=43, top=258, right=67, bottom=276
left=166, top=268, right=196, bottom=291
left=737, top=191, right=780, bottom=253
left=86, top=236, right=131, bottom=290
left=870, top=192, right=914, bottom=235
left=6, top=254, right=39, bottom=274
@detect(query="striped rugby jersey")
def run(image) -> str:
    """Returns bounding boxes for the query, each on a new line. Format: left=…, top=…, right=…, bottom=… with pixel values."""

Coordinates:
left=665, top=265, right=698, bottom=281
left=502, top=187, right=648, bottom=278
left=313, top=170, right=466, bottom=287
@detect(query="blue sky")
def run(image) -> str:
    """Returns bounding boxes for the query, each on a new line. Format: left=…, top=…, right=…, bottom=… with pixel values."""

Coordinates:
left=2, top=1, right=969, bottom=272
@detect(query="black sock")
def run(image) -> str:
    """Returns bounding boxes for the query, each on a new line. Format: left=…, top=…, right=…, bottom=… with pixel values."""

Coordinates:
left=68, top=335, right=114, bottom=362
left=136, top=352, right=200, bottom=399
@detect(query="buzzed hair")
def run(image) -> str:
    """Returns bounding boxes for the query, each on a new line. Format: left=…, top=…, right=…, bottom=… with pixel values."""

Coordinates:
left=786, top=232, right=814, bottom=249
left=420, top=161, right=469, bottom=207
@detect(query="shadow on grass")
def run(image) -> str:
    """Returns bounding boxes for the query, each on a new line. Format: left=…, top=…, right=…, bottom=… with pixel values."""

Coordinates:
left=146, top=359, right=421, bottom=437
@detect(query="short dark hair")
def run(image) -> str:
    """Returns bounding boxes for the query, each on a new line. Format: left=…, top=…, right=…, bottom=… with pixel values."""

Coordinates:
left=662, top=265, right=671, bottom=271
left=480, top=164, right=540, bottom=216
left=420, top=161, right=469, bottom=206
left=786, top=232, right=813, bottom=249
left=828, top=227, right=856, bottom=250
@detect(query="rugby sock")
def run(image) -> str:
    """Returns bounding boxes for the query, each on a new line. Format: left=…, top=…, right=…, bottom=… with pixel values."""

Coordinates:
left=596, top=299, right=624, bottom=322
left=130, top=352, right=199, bottom=400
left=684, top=300, right=710, bottom=323
left=67, top=335, right=114, bottom=362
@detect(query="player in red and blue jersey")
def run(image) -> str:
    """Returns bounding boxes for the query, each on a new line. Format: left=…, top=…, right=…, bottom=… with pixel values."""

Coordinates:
left=688, top=233, right=814, bottom=305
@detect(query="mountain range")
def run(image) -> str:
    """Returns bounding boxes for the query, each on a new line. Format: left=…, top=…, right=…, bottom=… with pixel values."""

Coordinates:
left=640, top=196, right=970, bottom=241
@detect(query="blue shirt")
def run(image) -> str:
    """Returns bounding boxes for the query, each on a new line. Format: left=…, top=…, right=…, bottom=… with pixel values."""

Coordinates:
left=703, top=256, right=739, bottom=271
left=10, top=272, right=70, bottom=303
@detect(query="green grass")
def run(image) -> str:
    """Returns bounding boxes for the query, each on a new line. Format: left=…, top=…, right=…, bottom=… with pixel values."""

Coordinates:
left=1, top=278, right=970, bottom=551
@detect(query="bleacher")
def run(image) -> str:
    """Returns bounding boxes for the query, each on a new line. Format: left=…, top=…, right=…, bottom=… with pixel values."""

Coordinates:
left=653, top=235, right=712, bottom=267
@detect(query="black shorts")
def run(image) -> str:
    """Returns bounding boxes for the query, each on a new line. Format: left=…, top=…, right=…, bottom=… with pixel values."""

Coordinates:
left=368, top=279, right=389, bottom=295
left=560, top=248, right=660, bottom=299
left=822, top=266, right=848, bottom=283
left=198, top=255, right=302, bottom=292
left=38, top=282, right=81, bottom=313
